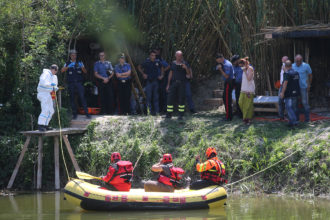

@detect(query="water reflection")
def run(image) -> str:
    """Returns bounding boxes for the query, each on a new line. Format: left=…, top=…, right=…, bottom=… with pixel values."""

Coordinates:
left=1, top=193, right=329, bottom=220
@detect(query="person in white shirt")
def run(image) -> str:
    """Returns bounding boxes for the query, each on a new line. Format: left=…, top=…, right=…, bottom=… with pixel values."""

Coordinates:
left=238, top=58, right=255, bottom=125
left=278, top=56, right=288, bottom=120
left=37, top=65, right=58, bottom=131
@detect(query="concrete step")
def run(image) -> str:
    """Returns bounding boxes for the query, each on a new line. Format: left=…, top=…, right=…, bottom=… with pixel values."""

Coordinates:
left=70, top=114, right=93, bottom=128
left=212, top=89, right=224, bottom=98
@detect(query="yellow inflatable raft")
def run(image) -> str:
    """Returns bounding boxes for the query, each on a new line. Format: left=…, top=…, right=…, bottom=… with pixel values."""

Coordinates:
left=64, top=179, right=227, bottom=211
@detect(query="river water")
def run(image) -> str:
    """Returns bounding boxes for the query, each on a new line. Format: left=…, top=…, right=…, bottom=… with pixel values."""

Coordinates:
left=0, top=192, right=329, bottom=220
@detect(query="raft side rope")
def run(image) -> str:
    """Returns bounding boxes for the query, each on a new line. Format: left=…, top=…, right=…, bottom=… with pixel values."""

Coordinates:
left=54, top=88, right=71, bottom=181
left=206, top=126, right=330, bottom=195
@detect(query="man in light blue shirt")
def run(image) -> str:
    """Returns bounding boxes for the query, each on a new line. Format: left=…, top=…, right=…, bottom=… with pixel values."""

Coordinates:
left=292, top=54, right=312, bottom=122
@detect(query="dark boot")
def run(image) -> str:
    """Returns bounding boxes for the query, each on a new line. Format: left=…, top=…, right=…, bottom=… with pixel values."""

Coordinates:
left=86, top=114, right=91, bottom=119
left=45, top=126, right=53, bottom=130
left=38, top=125, right=46, bottom=132
left=178, top=112, right=184, bottom=120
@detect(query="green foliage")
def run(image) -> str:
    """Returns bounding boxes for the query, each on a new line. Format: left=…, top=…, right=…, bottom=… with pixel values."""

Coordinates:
left=73, top=115, right=329, bottom=194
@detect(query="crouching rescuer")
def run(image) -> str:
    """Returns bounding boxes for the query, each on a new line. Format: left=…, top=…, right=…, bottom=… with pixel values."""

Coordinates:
left=101, top=152, right=133, bottom=191
left=144, top=154, right=185, bottom=192
left=37, top=64, right=59, bottom=131
left=190, top=147, right=227, bottom=190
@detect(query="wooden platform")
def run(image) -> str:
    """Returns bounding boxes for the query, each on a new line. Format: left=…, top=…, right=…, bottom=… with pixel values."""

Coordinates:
left=21, top=127, right=86, bottom=136
left=8, top=128, right=86, bottom=190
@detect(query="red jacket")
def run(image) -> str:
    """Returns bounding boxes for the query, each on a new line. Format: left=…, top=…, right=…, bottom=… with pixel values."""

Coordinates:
left=103, top=160, right=133, bottom=191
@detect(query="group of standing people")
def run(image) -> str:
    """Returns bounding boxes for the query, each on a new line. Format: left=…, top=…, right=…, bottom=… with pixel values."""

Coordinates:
left=215, top=53, right=255, bottom=125
left=278, top=54, right=312, bottom=127
left=101, top=147, right=226, bottom=192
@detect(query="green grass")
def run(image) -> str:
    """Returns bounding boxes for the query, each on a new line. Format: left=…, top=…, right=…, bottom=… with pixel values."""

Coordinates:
left=75, top=113, right=329, bottom=195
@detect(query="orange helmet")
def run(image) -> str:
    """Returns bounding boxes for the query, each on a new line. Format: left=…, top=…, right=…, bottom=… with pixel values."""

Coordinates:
left=111, top=152, right=121, bottom=163
left=163, top=153, right=172, bottom=163
left=206, top=147, right=217, bottom=158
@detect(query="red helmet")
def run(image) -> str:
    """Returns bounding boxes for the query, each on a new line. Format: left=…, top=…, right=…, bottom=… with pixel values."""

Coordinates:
left=206, top=147, right=217, bottom=159
left=163, top=153, right=172, bottom=163
left=111, top=152, right=121, bottom=163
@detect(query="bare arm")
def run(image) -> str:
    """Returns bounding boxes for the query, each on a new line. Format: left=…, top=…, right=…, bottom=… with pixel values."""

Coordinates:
left=217, top=64, right=228, bottom=79
left=94, top=71, right=107, bottom=80
left=151, top=163, right=163, bottom=172
left=166, top=70, right=173, bottom=91
left=61, top=66, right=68, bottom=73
left=308, top=74, right=312, bottom=91
left=138, top=65, right=147, bottom=79
left=246, top=67, right=254, bottom=81
left=81, top=66, right=87, bottom=74
left=280, top=80, right=288, bottom=99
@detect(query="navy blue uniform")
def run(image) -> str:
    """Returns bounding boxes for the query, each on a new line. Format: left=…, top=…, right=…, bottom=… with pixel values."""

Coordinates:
left=217, top=59, right=234, bottom=120
left=115, top=63, right=131, bottom=115
left=167, top=61, right=190, bottom=117
left=64, top=61, right=88, bottom=117
left=141, top=58, right=162, bottom=114
left=94, top=61, right=115, bottom=114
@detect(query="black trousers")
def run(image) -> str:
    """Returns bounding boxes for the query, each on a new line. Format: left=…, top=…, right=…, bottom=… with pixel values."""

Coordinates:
left=118, top=80, right=131, bottom=115
left=99, top=81, right=114, bottom=114
left=223, top=79, right=233, bottom=120
left=68, top=81, right=88, bottom=116
left=190, top=180, right=216, bottom=190
left=234, top=81, right=242, bottom=117
left=167, top=80, right=186, bottom=115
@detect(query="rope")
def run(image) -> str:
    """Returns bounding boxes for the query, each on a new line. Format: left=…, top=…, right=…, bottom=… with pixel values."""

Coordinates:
left=206, top=126, right=329, bottom=194
left=54, top=89, right=71, bottom=181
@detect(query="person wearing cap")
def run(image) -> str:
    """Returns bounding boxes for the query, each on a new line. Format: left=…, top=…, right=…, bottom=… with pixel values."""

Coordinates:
left=231, top=55, right=243, bottom=118
left=37, top=64, right=59, bottom=131
left=144, top=154, right=185, bottom=192
left=166, top=51, right=192, bottom=120
left=61, top=50, right=90, bottom=119
left=138, top=50, right=164, bottom=115
left=114, top=54, right=132, bottom=115
left=215, top=53, right=234, bottom=121
left=190, top=147, right=226, bottom=190
left=94, top=51, right=115, bottom=115
left=101, top=152, right=133, bottom=191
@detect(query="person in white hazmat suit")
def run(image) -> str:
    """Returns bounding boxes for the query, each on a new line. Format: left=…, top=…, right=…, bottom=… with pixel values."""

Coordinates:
left=37, top=64, right=59, bottom=131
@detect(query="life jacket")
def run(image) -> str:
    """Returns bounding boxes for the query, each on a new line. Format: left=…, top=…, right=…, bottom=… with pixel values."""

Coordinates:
left=107, top=161, right=133, bottom=191
left=200, top=158, right=227, bottom=184
left=158, top=164, right=185, bottom=188
left=66, top=61, right=84, bottom=83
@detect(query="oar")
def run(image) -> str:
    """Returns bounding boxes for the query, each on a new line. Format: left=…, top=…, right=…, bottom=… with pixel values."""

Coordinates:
left=76, top=171, right=102, bottom=180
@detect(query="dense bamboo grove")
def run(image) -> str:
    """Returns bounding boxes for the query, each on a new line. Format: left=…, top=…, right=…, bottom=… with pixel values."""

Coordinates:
left=121, top=0, right=330, bottom=94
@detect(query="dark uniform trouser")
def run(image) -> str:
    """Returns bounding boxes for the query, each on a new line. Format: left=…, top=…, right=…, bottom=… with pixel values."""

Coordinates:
left=167, top=80, right=186, bottom=116
left=190, top=180, right=216, bottom=190
left=234, top=81, right=242, bottom=117
left=99, top=81, right=114, bottom=114
left=223, top=79, right=233, bottom=120
left=118, top=80, right=131, bottom=115
left=68, top=81, right=88, bottom=116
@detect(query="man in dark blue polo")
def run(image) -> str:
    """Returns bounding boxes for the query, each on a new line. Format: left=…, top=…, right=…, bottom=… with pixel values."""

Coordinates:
left=94, top=51, right=115, bottom=115
left=115, top=54, right=132, bottom=115
left=215, top=53, right=234, bottom=121
left=231, top=55, right=242, bottom=118
left=166, top=51, right=192, bottom=120
left=138, top=50, right=164, bottom=115
left=280, top=60, right=300, bottom=127
left=61, top=50, right=90, bottom=119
